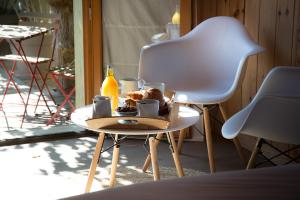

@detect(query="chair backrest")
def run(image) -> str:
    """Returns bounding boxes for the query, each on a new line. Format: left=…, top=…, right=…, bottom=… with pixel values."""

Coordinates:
left=252, top=66, right=300, bottom=103
left=139, top=16, right=263, bottom=103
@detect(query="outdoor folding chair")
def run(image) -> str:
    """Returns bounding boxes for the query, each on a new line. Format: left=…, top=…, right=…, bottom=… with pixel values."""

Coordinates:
left=45, top=64, right=75, bottom=125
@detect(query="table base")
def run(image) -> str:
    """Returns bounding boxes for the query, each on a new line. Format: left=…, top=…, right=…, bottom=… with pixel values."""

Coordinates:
left=85, top=132, right=184, bottom=192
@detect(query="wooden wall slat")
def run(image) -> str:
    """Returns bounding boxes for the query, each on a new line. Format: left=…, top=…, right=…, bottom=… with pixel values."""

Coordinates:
left=242, top=0, right=260, bottom=107
left=229, top=0, right=245, bottom=22
left=219, top=0, right=245, bottom=117
left=292, top=0, right=300, bottom=66
left=217, top=0, right=230, bottom=16
left=274, top=0, right=295, bottom=66
left=257, top=0, right=278, bottom=89
left=180, top=0, right=192, bottom=36
left=193, top=0, right=217, bottom=25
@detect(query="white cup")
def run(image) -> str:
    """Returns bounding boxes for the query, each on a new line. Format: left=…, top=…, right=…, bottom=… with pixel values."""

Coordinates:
left=92, top=95, right=112, bottom=118
left=119, top=78, right=143, bottom=96
left=137, top=99, right=159, bottom=117
left=143, top=82, right=165, bottom=95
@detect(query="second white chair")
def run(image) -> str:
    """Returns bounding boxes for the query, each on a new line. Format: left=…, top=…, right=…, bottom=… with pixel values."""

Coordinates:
left=222, top=66, right=300, bottom=168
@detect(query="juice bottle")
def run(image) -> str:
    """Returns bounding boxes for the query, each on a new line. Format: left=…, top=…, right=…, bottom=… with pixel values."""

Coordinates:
left=101, top=65, right=119, bottom=112
left=172, top=5, right=180, bottom=25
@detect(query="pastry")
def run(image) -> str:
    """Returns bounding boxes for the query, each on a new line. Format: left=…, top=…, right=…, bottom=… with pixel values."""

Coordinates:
left=124, top=98, right=137, bottom=107
left=143, top=88, right=165, bottom=107
left=125, top=88, right=168, bottom=115
left=126, top=91, right=144, bottom=101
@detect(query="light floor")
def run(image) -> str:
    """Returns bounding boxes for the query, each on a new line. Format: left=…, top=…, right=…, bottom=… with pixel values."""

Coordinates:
left=0, top=136, right=246, bottom=200
left=0, top=63, right=247, bottom=200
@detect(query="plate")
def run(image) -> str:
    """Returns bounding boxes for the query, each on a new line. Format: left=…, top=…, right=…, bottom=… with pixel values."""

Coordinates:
left=115, top=110, right=138, bottom=116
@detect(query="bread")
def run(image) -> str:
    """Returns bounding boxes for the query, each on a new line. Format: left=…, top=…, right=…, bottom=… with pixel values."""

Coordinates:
left=143, top=88, right=165, bottom=107
left=125, top=88, right=166, bottom=111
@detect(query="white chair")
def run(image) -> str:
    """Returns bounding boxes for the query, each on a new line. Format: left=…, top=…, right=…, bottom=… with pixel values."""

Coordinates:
left=222, top=66, right=300, bottom=169
left=139, top=16, right=264, bottom=173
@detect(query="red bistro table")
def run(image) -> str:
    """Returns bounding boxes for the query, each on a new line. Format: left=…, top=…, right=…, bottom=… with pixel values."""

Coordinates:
left=0, top=24, right=56, bottom=127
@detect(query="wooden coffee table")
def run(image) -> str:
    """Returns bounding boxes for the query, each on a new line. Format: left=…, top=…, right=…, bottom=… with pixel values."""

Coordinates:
left=71, top=105, right=199, bottom=192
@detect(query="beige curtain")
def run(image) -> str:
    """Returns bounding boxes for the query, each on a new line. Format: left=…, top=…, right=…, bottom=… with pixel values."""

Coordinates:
left=102, top=0, right=179, bottom=80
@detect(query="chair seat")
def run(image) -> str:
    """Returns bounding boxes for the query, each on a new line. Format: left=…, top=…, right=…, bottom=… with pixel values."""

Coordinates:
left=50, top=66, right=75, bottom=78
left=0, top=54, right=51, bottom=64
left=174, top=89, right=230, bottom=105
left=222, top=96, right=300, bottom=145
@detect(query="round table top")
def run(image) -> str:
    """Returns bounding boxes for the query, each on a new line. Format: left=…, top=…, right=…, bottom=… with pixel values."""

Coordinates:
left=71, top=105, right=199, bottom=135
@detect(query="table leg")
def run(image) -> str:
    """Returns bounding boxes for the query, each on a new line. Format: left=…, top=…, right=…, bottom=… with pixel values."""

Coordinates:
left=142, top=133, right=163, bottom=172
left=109, top=134, right=120, bottom=188
left=149, top=136, right=160, bottom=181
left=167, top=132, right=184, bottom=177
left=177, top=128, right=186, bottom=154
left=85, top=133, right=105, bottom=193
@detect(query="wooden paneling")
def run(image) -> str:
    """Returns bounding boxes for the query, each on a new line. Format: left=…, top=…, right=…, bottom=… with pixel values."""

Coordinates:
left=217, top=0, right=230, bottom=16
left=180, top=0, right=192, bottom=36
left=256, top=0, right=277, bottom=88
left=292, top=0, right=300, bottom=66
left=275, top=0, right=295, bottom=66
left=242, top=0, right=260, bottom=106
left=193, top=0, right=217, bottom=26
left=191, top=0, right=300, bottom=115
left=217, top=0, right=245, bottom=117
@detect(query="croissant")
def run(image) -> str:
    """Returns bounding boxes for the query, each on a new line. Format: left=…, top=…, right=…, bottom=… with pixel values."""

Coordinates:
left=126, top=91, right=144, bottom=101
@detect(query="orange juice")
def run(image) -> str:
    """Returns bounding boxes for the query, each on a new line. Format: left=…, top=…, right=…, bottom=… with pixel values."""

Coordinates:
left=101, top=65, right=119, bottom=112
left=172, top=5, right=180, bottom=25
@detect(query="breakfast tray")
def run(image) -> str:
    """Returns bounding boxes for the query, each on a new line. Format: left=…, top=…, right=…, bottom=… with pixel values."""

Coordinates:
left=85, top=90, right=177, bottom=130
left=86, top=116, right=170, bottom=130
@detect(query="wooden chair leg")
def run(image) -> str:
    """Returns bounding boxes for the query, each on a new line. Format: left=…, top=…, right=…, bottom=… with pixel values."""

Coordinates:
left=233, top=137, right=247, bottom=166
left=142, top=133, right=163, bottom=172
left=85, top=133, right=105, bottom=193
left=203, top=106, right=216, bottom=173
left=167, top=132, right=184, bottom=177
left=219, top=103, right=247, bottom=166
left=109, top=134, right=120, bottom=188
left=149, top=136, right=160, bottom=181
left=177, top=128, right=186, bottom=154
left=247, top=138, right=262, bottom=169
